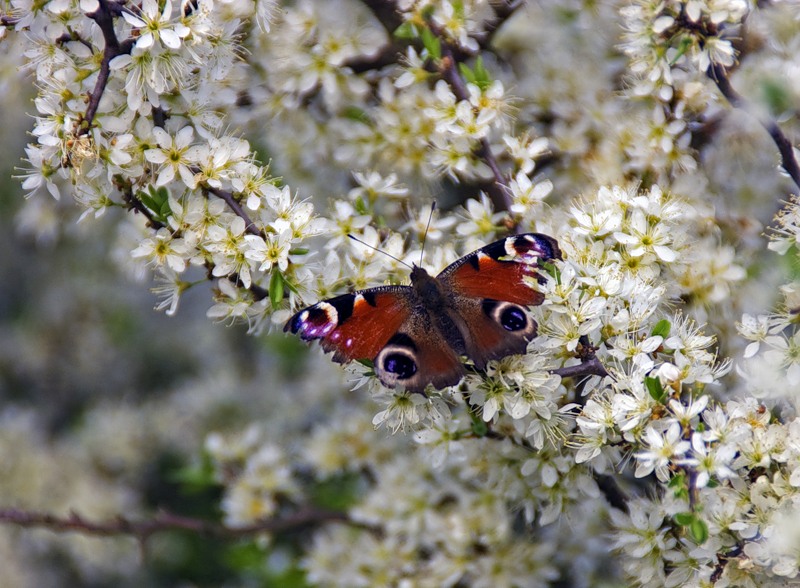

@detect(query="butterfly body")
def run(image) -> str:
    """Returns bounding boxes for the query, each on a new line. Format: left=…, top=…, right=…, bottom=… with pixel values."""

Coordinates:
left=285, top=233, right=560, bottom=392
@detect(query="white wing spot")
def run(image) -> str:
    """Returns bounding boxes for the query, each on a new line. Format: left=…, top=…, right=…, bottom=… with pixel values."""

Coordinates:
left=504, top=237, right=517, bottom=257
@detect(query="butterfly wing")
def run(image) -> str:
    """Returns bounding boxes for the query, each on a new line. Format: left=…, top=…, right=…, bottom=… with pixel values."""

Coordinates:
left=285, top=286, right=411, bottom=363
left=437, top=233, right=560, bottom=369
left=285, top=286, right=464, bottom=392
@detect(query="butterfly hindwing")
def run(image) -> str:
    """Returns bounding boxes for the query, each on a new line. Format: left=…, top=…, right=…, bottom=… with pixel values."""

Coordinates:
left=437, top=233, right=560, bottom=368
left=373, top=316, right=465, bottom=392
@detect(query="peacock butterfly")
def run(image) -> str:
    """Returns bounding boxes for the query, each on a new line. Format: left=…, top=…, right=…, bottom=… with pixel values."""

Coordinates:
left=284, top=233, right=561, bottom=392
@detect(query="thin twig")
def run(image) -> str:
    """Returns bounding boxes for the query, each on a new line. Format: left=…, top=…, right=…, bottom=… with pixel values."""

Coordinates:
left=202, top=184, right=264, bottom=238
left=82, top=0, right=134, bottom=136
left=708, top=62, right=800, bottom=191
left=551, top=356, right=609, bottom=380
left=0, top=506, right=356, bottom=541
left=438, top=48, right=513, bottom=211
left=121, top=184, right=167, bottom=230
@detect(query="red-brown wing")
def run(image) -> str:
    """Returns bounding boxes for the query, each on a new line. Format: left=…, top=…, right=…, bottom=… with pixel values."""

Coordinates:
left=437, top=233, right=559, bottom=305
left=284, top=287, right=411, bottom=363
left=436, top=233, right=560, bottom=368
left=373, top=314, right=466, bottom=392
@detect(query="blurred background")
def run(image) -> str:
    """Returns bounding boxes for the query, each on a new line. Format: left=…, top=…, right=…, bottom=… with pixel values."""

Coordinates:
left=0, top=66, right=328, bottom=586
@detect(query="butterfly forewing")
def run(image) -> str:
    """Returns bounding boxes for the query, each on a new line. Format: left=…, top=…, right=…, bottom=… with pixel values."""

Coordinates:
left=285, top=287, right=411, bottom=363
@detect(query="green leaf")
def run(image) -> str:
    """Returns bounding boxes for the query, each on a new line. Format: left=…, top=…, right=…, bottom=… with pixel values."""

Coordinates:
left=689, top=517, right=709, bottom=544
left=420, top=26, right=441, bottom=60
left=343, top=106, right=370, bottom=124
left=459, top=62, right=476, bottom=85
left=651, top=319, right=671, bottom=339
left=645, top=376, right=667, bottom=403
left=353, top=197, right=369, bottom=215
left=674, top=512, right=694, bottom=526
left=310, top=472, right=363, bottom=511
left=169, top=454, right=217, bottom=492
left=540, top=260, right=560, bottom=280
left=669, top=36, right=693, bottom=66
left=288, top=248, right=309, bottom=256
left=393, top=21, right=418, bottom=40
left=761, top=77, right=792, bottom=116
left=138, top=192, right=158, bottom=213
left=470, top=413, right=488, bottom=437
left=668, top=472, right=685, bottom=489
left=136, top=185, right=171, bottom=221
left=269, top=270, right=285, bottom=309
left=472, top=56, right=492, bottom=90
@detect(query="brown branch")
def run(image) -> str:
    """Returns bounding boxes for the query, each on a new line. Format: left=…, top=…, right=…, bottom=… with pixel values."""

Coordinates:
left=551, top=356, right=609, bottom=381
left=81, top=0, right=134, bottom=136
left=202, top=183, right=264, bottom=238
left=438, top=48, right=512, bottom=211
left=593, top=472, right=630, bottom=513
left=477, top=0, right=526, bottom=48
left=358, top=0, right=403, bottom=35
left=121, top=184, right=167, bottom=230
left=708, top=63, right=800, bottom=191
left=344, top=44, right=405, bottom=74
left=0, top=506, right=354, bottom=541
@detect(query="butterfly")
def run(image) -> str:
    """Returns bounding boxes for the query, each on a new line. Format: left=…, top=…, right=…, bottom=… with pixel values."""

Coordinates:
left=284, top=233, right=561, bottom=392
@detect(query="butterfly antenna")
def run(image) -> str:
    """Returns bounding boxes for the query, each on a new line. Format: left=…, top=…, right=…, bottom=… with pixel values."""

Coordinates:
left=419, top=201, right=436, bottom=267
left=347, top=234, right=413, bottom=269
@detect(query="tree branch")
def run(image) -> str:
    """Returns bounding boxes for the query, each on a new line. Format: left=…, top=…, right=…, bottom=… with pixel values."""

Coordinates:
left=593, top=472, right=630, bottom=513
left=551, top=356, right=609, bottom=381
left=358, top=0, right=403, bottom=35
left=81, top=0, right=134, bottom=136
left=202, top=184, right=264, bottom=238
left=0, top=506, right=355, bottom=541
left=477, top=0, right=526, bottom=48
left=708, top=62, right=800, bottom=191
left=438, top=48, right=512, bottom=211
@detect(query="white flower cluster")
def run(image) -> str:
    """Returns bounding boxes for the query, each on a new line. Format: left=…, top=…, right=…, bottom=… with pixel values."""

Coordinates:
left=620, top=0, right=749, bottom=102
left=13, top=0, right=341, bottom=330
left=245, top=1, right=550, bottom=195
left=397, top=0, right=495, bottom=53
left=206, top=427, right=299, bottom=527
left=610, top=395, right=800, bottom=586
left=734, top=198, right=800, bottom=403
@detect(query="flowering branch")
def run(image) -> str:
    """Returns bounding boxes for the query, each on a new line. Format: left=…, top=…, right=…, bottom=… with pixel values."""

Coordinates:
left=202, top=184, right=264, bottom=238
left=437, top=46, right=512, bottom=211
left=82, top=0, right=134, bottom=135
left=708, top=62, right=800, bottom=191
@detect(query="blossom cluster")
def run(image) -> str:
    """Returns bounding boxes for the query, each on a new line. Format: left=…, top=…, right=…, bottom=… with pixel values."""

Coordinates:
left=620, top=0, right=749, bottom=102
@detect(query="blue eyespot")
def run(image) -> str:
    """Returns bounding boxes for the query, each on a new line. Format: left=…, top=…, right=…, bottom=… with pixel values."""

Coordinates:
left=501, top=307, right=527, bottom=332
left=384, top=353, right=417, bottom=379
